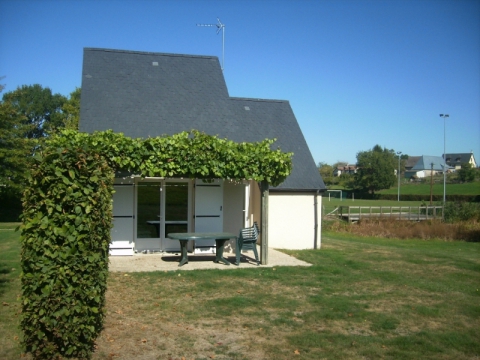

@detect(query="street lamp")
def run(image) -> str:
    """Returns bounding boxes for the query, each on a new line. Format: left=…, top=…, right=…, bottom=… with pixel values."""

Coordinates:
left=397, top=151, right=402, bottom=201
left=439, top=114, right=449, bottom=203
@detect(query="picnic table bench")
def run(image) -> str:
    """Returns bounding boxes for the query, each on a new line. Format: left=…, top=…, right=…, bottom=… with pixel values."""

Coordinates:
left=168, top=232, right=237, bottom=266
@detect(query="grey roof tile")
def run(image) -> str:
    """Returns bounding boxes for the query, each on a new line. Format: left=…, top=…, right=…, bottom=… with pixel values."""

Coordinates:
left=79, top=48, right=325, bottom=191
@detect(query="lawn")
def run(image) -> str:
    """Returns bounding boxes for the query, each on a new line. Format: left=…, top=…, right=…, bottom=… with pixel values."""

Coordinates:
left=378, top=181, right=480, bottom=196
left=0, top=223, right=23, bottom=359
left=1, top=224, right=479, bottom=359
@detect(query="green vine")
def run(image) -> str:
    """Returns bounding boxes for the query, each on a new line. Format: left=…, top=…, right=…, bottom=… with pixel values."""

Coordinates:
left=20, top=129, right=292, bottom=359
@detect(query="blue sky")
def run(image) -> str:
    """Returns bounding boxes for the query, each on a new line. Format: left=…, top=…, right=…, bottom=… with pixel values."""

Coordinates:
left=1, top=0, right=479, bottom=166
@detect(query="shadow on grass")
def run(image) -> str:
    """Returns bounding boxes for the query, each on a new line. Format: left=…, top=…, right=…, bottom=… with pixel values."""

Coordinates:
left=0, top=264, right=15, bottom=296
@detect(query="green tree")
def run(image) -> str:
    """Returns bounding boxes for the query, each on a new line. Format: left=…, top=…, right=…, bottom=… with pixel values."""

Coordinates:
left=62, top=87, right=81, bottom=130
left=1, top=84, right=67, bottom=198
left=2, top=84, right=66, bottom=139
left=318, top=162, right=334, bottom=185
left=0, top=99, right=32, bottom=193
left=338, top=172, right=355, bottom=189
left=457, top=162, right=475, bottom=182
left=354, top=144, right=397, bottom=194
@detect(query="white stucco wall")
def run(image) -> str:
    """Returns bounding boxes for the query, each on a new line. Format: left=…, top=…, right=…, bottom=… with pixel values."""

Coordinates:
left=268, top=193, right=322, bottom=249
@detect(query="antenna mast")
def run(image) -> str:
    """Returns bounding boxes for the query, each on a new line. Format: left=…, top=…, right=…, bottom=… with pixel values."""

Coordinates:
left=197, top=18, right=225, bottom=71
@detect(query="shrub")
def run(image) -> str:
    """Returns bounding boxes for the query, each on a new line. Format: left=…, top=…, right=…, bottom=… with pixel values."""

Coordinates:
left=444, top=201, right=480, bottom=223
left=328, top=218, right=480, bottom=242
left=20, top=145, right=113, bottom=359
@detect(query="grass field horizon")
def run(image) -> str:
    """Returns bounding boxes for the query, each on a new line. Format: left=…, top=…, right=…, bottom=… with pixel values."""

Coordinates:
left=327, top=179, right=480, bottom=196
left=378, top=181, right=480, bottom=195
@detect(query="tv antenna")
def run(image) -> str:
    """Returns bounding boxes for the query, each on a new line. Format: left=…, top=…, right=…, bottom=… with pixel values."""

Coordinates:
left=197, top=18, right=225, bottom=71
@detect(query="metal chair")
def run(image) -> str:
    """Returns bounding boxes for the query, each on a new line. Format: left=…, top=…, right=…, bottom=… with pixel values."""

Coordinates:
left=235, top=222, right=260, bottom=265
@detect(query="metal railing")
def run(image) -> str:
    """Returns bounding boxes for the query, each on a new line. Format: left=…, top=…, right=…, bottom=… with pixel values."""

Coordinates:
left=338, top=206, right=444, bottom=222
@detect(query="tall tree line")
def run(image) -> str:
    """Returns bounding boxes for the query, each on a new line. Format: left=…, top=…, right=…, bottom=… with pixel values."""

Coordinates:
left=318, top=145, right=406, bottom=194
left=0, top=83, right=80, bottom=220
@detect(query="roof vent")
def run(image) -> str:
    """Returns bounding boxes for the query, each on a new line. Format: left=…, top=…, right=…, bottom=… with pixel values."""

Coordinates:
left=152, top=62, right=158, bottom=66
left=244, top=106, right=250, bottom=111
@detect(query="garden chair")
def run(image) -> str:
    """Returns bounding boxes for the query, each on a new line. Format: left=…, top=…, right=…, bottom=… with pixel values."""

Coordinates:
left=235, top=222, right=260, bottom=265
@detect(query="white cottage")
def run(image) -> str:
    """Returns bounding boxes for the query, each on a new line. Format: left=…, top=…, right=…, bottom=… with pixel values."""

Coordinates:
left=79, top=48, right=326, bottom=258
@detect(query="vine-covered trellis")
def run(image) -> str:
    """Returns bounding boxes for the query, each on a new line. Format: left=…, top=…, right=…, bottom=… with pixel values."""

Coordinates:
left=20, top=129, right=292, bottom=359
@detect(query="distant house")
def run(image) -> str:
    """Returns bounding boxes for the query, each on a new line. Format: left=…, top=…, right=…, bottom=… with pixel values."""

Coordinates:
left=333, top=165, right=358, bottom=177
left=79, top=48, right=326, bottom=255
left=406, top=155, right=452, bottom=179
left=405, top=156, right=421, bottom=173
left=444, top=152, right=477, bottom=170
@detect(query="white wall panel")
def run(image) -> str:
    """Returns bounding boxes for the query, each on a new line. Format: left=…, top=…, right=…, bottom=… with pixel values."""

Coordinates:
left=268, top=194, right=322, bottom=249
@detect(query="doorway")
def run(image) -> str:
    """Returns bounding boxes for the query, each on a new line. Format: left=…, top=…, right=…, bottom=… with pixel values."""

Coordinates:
left=135, top=179, right=191, bottom=252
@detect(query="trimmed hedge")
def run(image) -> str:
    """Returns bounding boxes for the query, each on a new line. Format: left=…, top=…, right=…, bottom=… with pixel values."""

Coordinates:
left=20, top=129, right=292, bottom=359
left=21, top=145, right=113, bottom=359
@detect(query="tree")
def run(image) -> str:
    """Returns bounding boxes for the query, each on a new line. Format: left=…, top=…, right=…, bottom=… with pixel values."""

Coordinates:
left=0, top=99, right=31, bottom=193
left=354, top=144, right=397, bottom=194
left=318, top=162, right=334, bottom=185
left=457, top=162, right=476, bottom=182
left=62, top=87, right=81, bottom=130
left=0, top=84, right=67, bottom=196
left=2, top=84, right=66, bottom=139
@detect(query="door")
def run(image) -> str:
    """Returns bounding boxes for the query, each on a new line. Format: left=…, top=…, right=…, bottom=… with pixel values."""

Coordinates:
left=136, top=179, right=190, bottom=252
left=194, top=179, right=223, bottom=252
left=111, top=180, right=135, bottom=255
left=136, top=181, right=162, bottom=252
left=162, top=181, right=190, bottom=251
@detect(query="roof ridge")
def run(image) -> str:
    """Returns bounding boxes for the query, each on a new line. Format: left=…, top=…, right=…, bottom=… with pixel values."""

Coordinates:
left=229, top=97, right=287, bottom=104
left=83, top=47, right=218, bottom=60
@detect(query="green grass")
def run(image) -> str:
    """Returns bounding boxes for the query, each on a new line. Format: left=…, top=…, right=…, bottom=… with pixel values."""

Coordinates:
left=2, top=226, right=479, bottom=359
left=0, top=223, right=23, bottom=359
left=378, top=181, right=480, bottom=195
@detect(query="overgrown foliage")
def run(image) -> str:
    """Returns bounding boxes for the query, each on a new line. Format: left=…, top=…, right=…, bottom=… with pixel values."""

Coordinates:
left=457, top=162, right=476, bottom=182
left=444, top=201, right=480, bottom=223
left=323, top=217, right=480, bottom=242
left=20, top=129, right=292, bottom=359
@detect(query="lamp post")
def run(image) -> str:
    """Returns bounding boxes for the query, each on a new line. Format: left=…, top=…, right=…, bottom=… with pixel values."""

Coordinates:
left=439, top=114, right=449, bottom=203
left=397, top=151, right=402, bottom=201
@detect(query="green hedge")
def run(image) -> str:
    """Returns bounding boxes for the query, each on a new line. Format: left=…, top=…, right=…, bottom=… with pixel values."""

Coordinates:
left=19, top=129, right=292, bottom=359
left=21, top=144, right=113, bottom=359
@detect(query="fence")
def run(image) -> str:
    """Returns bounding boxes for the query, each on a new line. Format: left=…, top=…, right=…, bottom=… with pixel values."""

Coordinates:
left=336, top=206, right=444, bottom=222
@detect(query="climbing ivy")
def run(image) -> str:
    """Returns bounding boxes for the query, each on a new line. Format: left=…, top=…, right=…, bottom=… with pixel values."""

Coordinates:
left=20, top=129, right=292, bottom=359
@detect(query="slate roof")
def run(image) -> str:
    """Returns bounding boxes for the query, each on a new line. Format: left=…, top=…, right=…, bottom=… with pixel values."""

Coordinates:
left=79, top=48, right=325, bottom=191
left=444, top=153, right=476, bottom=167
left=411, top=156, right=452, bottom=171
left=405, top=156, right=421, bottom=169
